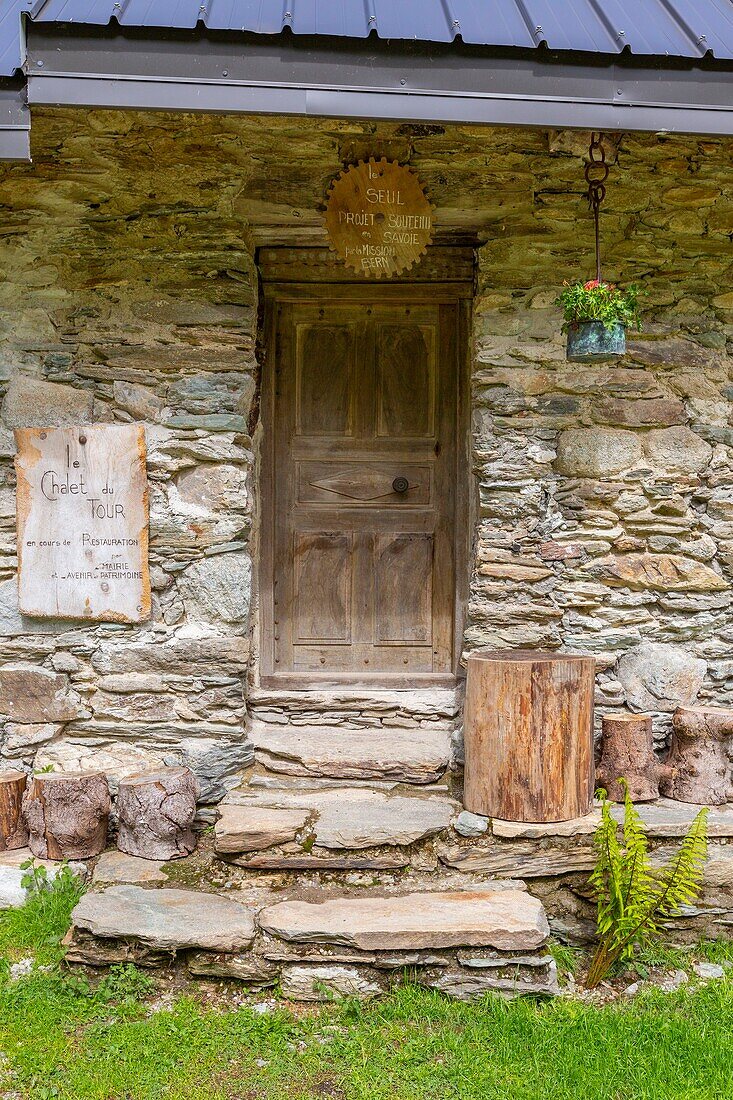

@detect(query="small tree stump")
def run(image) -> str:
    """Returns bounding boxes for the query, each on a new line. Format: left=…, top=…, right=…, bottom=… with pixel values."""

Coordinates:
left=596, top=713, right=662, bottom=802
left=116, top=767, right=198, bottom=860
left=660, top=706, right=733, bottom=806
left=22, top=771, right=110, bottom=859
left=0, top=771, right=29, bottom=851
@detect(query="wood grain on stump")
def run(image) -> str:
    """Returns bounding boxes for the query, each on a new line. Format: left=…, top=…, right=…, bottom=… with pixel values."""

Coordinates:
left=0, top=770, right=29, bottom=851
left=596, top=714, right=662, bottom=802
left=22, top=771, right=110, bottom=859
left=660, top=706, right=733, bottom=806
left=463, top=649, right=595, bottom=823
left=116, top=767, right=198, bottom=861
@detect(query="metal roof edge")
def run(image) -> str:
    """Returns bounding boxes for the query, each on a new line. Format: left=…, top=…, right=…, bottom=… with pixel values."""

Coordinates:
left=26, top=71, right=733, bottom=136
left=0, top=80, right=31, bottom=162
left=22, top=29, right=733, bottom=137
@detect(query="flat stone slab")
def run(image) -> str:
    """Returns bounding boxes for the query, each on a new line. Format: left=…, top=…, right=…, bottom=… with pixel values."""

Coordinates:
left=251, top=725, right=450, bottom=784
left=438, top=842, right=595, bottom=878
left=280, top=964, right=383, bottom=1001
left=224, top=786, right=456, bottom=851
left=611, top=798, right=733, bottom=837
left=491, top=811, right=601, bottom=839
left=249, top=686, right=460, bottom=720
left=93, top=850, right=168, bottom=885
left=215, top=805, right=310, bottom=854
left=259, top=888, right=549, bottom=952
left=70, top=885, right=255, bottom=952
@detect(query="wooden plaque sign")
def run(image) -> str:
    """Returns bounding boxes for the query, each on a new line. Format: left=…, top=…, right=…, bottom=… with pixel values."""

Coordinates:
left=14, top=424, right=151, bottom=623
left=325, top=158, right=434, bottom=278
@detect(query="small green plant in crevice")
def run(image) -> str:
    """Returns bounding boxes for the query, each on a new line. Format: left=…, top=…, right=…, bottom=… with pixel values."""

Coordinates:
left=547, top=940, right=580, bottom=981
left=587, top=781, right=708, bottom=988
left=96, top=964, right=156, bottom=1005
left=0, top=859, right=85, bottom=964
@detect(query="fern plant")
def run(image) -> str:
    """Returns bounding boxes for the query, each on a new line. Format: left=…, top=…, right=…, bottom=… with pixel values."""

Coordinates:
left=587, top=781, right=708, bottom=988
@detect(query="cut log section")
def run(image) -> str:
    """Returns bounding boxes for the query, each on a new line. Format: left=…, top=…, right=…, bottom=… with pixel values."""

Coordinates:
left=22, top=771, right=110, bottom=859
left=660, top=705, right=733, bottom=806
left=0, top=770, right=29, bottom=851
left=116, top=767, right=199, bottom=861
left=463, top=649, right=595, bottom=823
left=596, top=713, right=662, bottom=802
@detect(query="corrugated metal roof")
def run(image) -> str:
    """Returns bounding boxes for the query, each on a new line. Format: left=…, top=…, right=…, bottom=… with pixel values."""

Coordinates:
left=3, top=0, right=733, bottom=76
left=0, top=1, right=25, bottom=78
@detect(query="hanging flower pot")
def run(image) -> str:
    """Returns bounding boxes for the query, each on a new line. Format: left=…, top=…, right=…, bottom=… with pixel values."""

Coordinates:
left=556, top=280, right=640, bottom=364
left=566, top=320, right=626, bottom=363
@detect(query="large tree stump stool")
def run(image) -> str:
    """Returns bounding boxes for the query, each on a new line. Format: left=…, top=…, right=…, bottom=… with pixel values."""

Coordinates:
left=596, top=713, right=662, bottom=802
left=660, top=706, right=733, bottom=806
left=463, top=649, right=595, bottom=823
left=116, top=767, right=198, bottom=860
left=22, top=772, right=110, bottom=859
left=0, top=771, right=29, bottom=851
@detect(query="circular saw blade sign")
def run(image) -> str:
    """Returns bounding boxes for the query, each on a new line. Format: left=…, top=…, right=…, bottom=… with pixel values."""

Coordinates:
left=325, top=159, right=434, bottom=278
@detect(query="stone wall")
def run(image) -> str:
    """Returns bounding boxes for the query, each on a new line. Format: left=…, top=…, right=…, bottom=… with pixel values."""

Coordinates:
left=0, top=110, right=732, bottom=795
left=0, top=110, right=261, bottom=800
left=469, top=129, right=733, bottom=749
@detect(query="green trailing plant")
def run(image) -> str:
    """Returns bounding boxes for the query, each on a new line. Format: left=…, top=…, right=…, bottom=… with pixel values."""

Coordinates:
left=587, top=781, right=708, bottom=988
left=556, top=279, right=641, bottom=332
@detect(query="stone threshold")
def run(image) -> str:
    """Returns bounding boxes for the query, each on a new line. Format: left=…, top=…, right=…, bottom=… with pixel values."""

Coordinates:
left=248, top=684, right=463, bottom=717
left=63, top=880, right=558, bottom=1002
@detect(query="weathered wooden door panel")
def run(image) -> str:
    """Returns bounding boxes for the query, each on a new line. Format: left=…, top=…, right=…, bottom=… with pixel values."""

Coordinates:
left=375, top=323, right=436, bottom=438
left=375, top=534, right=434, bottom=645
left=296, top=325, right=356, bottom=437
left=293, top=532, right=353, bottom=644
left=267, top=297, right=459, bottom=684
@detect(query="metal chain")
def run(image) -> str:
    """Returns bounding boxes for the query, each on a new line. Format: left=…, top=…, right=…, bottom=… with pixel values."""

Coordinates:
left=584, top=132, right=609, bottom=283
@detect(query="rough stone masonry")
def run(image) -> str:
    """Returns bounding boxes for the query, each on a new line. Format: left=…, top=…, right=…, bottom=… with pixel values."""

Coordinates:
left=0, top=111, right=732, bottom=798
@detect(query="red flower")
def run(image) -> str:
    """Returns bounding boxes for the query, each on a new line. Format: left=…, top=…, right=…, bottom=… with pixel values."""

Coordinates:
left=584, top=279, right=601, bottom=290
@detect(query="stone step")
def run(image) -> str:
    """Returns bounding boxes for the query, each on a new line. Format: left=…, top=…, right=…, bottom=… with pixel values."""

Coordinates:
left=216, top=783, right=459, bottom=865
left=68, top=884, right=256, bottom=954
left=65, top=880, right=557, bottom=1001
left=248, top=685, right=462, bottom=728
left=259, top=888, right=549, bottom=952
left=250, top=723, right=451, bottom=783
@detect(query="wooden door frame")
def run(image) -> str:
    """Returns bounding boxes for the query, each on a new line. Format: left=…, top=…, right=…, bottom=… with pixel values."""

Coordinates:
left=257, top=250, right=474, bottom=690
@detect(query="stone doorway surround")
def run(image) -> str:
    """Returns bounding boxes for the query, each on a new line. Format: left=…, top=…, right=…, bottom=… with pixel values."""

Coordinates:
left=222, top=246, right=476, bottom=883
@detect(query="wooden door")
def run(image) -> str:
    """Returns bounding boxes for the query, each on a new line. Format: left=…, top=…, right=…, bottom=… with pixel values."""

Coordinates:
left=265, top=296, right=460, bottom=685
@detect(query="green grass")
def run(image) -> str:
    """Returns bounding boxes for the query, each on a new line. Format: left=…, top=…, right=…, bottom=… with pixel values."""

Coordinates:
left=1, top=873, right=732, bottom=1100
left=2, top=973, right=733, bottom=1100
left=0, top=860, right=85, bottom=967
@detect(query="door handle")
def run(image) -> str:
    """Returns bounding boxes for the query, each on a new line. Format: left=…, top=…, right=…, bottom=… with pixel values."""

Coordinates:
left=392, top=477, right=409, bottom=494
